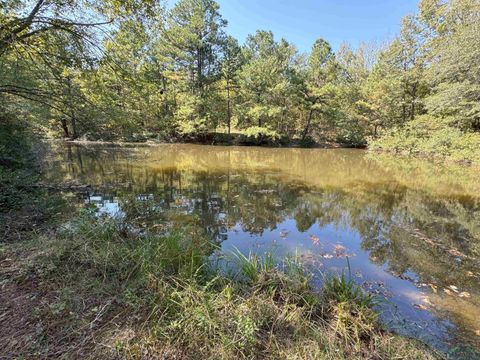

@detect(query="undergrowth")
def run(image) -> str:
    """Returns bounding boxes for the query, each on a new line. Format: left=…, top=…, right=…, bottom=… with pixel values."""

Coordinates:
left=369, top=115, right=480, bottom=165
left=7, top=210, right=441, bottom=359
left=0, top=116, right=69, bottom=241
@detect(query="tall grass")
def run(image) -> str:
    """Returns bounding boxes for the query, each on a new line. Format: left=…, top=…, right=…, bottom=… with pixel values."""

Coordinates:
left=29, top=211, right=440, bottom=359
left=323, top=272, right=375, bottom=309
left=231, top=249, right=275, bottom=282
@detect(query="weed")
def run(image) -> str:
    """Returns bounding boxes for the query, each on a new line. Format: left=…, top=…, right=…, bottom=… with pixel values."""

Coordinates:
left=1, top=210, right=442, bottom=359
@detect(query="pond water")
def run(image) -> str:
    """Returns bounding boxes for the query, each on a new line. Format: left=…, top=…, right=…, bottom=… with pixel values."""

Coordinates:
left=48, top=143, right=480, bottom=357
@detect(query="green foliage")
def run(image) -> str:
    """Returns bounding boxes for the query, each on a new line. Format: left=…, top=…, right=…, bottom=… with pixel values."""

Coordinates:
left=370, top=115, right=480, bottom=164
left=322, top=273, right=375, bottom=310
left=335, top=116, right=368, bottom=147
left=238, top=126, right=281, bottom=146
left=231, top=250, right=276, bottom=282
left=0, top=116, right=38, bottom=211
left=369, top=0, right=480, bottom=162
left=322, top=272, right=378, bottom=349
left=1, top=0, right=479, bottom=157
left=421, top=0, right=480, bottom=131
left=57, top=210, right=214, bottom=282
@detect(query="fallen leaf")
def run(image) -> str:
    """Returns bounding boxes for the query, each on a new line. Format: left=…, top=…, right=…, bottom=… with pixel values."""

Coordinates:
left=448, top=285, right=459, bottom=293
left=444, top=288, right=454, bottom=296
left=309, top=234, right=320, bottom=245
left=423, top=297, right=434, bottom=306
left=458, top=292, right=471, bottom=298
left=475, top=330, right=480, bottom=336
left=414, top=304, right=428, bottom=310
left=447, top=248, right=466, bottom=258
left=334, top=244, right=346, bottom=257
left=429, top=284, right=438, bottom=293
left=424, top=238, right=436, bottom=246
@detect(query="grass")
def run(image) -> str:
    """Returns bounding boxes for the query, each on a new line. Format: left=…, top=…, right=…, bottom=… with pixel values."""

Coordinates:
left=0, top=208, right=442, bottom=359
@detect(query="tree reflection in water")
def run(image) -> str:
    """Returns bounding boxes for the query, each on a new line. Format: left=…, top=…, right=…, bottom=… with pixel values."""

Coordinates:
left=48, top=143, right=480, bottom=354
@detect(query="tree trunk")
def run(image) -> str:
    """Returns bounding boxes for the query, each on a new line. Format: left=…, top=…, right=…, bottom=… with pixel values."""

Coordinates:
left=410, top=83, right=417, bottom=120
left=301, top=108, right=315, bottom=141
left=60, top=118, right=70, bottom=138
left=226, top=79, right=231, bottom=135
left=71, top=114, right=78, bottom=139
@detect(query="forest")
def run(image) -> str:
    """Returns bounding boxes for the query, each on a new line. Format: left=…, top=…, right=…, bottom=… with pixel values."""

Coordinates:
left=1, top=0, right=479, bottom=162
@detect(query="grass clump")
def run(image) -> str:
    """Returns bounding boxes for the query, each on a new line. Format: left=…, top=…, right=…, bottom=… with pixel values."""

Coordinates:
left=2, top=210, right=442, bottom=359
left=322, top=273, right=378, bottom=350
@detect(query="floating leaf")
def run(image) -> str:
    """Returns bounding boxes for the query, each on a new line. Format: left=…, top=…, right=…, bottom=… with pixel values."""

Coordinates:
left=443, top=288, right=454, bottom=296
left=333, top=244, right=347, bottom=257
left=309, top=234, right=320, bottom=245
left=423, top=297, right=434, bottom=306
left=414, top=304, right=428, bottom=310
left=448, top=285, right=459, bottom=293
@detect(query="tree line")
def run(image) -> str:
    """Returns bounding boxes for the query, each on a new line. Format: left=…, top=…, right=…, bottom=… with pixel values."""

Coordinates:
left=1, top=0, right=479, bottom=160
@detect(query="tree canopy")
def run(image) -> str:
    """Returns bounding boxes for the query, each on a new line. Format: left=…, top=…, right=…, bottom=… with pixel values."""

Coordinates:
left=1, top=0, right=479, bottom=162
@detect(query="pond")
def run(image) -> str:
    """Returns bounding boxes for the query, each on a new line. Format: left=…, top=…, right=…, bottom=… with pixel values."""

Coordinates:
left=48, top=143, right=480, bottom=357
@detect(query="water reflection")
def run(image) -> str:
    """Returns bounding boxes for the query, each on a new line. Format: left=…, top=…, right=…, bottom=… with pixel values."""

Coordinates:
left=86, top=194, right=124, bottom=217
left=48, top=143, right=480, bottom=356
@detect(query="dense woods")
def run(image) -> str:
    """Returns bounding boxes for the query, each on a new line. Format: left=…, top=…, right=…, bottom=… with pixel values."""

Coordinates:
left=0, top=0, right=479, bottom=161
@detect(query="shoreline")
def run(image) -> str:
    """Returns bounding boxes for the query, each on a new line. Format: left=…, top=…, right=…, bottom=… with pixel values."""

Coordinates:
left=62, top=138, right=356, bottom=149
left=0, top=197, right=443, bottom=359
left=58, top=139, right=478, bottom=167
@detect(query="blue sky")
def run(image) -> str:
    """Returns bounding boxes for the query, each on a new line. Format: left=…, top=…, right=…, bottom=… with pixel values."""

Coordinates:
left=215, top=0, right=419, bottom=52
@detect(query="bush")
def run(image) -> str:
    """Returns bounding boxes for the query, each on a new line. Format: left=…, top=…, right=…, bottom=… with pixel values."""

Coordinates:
left=212, top=132, right=234, bottom=145
left=298, top=136, right=316, bottom=148
left=238, top=126, right=281, bottom=146
left=0, top=116, right=39, bottom=211
left=370, top=115, right=480, bottom=164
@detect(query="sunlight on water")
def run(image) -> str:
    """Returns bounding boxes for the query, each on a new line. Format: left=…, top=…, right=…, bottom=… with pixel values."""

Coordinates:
left=47, top=143, right=480, bottom=355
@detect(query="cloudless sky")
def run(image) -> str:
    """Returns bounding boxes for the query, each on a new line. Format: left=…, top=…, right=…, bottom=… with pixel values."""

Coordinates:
left=212, top=0, right=420, bottom=53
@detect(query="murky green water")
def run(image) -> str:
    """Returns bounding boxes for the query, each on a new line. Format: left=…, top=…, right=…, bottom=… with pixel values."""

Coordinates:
left=48, top=143, right=480, bottom=357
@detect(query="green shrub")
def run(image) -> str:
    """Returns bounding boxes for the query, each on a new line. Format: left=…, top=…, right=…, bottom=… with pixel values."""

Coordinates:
left=298, top=136, right=316, bottom=148
left=238, top=126, right=281, bottom=146
left=0, top=117, right=39, bottom=211
left=370, top=115, right=480, bottom=164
